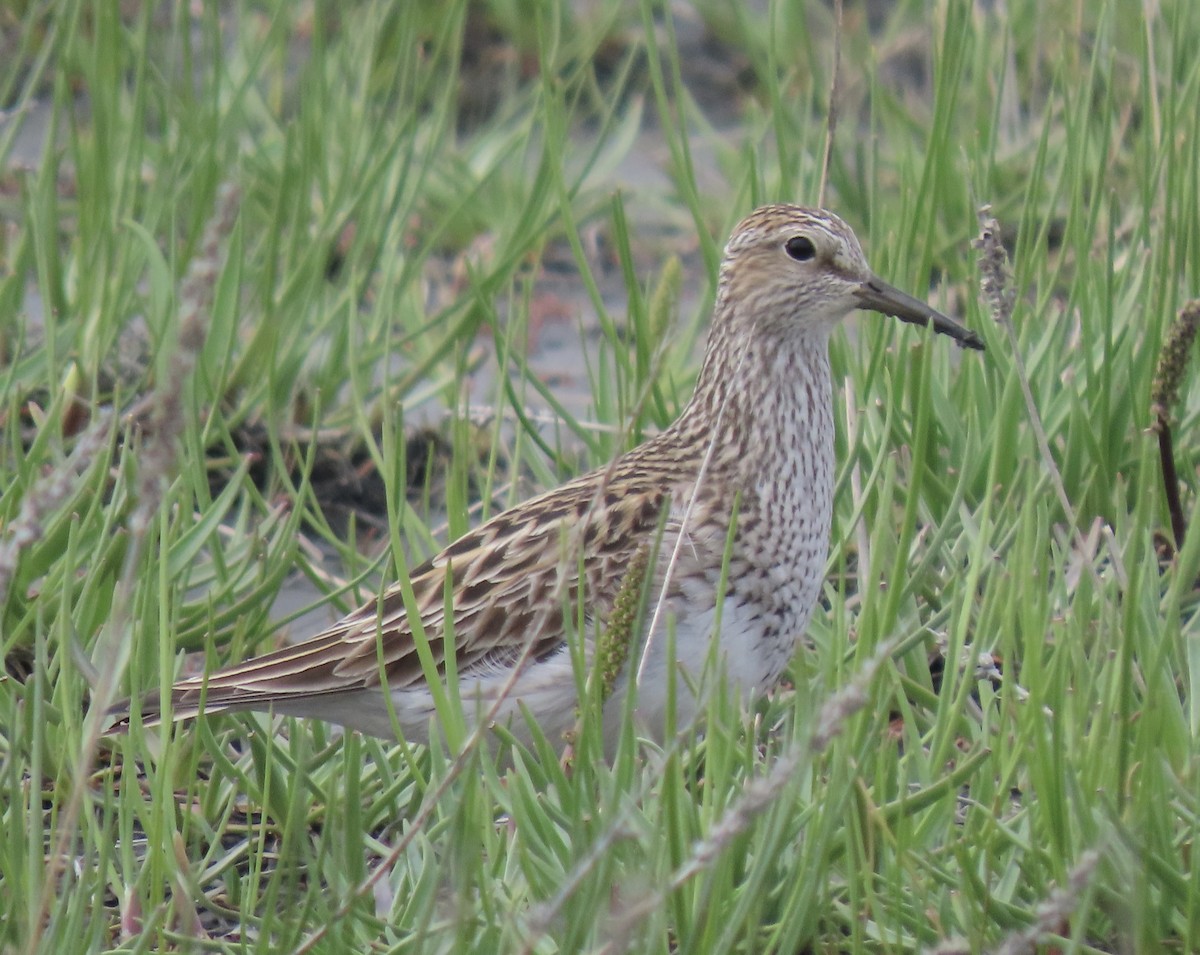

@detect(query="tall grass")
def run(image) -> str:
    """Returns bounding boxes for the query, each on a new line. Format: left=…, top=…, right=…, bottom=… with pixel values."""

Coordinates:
left=2, top=0, right=1200, bottom=951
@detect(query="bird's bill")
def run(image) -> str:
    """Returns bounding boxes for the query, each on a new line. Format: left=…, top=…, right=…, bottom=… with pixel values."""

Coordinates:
left=854, top=276, right=984, bottom=351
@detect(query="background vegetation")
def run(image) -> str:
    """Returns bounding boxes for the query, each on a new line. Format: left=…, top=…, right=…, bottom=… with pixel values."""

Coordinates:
left=2, top=0, right=1200, bottom=951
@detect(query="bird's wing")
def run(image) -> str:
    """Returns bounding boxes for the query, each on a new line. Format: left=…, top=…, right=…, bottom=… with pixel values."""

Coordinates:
left=159, top=462, right=672, bottom=712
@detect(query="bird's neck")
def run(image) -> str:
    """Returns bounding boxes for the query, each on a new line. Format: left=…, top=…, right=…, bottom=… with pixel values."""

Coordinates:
left=671, top=321, right=835, bottom=481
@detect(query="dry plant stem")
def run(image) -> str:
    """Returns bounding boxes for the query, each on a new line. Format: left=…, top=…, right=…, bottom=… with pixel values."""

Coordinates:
left=973, top=206, right=1117, bottom=586
left=0, top=413, right=114, bottom=608
left=21, top=184, right=240, bottom=955
left=817, top=0, right=843, bottom=208
left=1150, top=300, right=1200, bottom=549
left=465, top=402, right=639, bottom=436
left=521, top=814, right=641, bottom=953
left=1158, top=426, right=1185, bottom=548
left=989, top=849, right=1100, bottom=955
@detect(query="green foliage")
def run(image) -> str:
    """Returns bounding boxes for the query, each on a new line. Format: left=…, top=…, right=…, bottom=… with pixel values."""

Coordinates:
left=3, top=0, right=1200, bottom=951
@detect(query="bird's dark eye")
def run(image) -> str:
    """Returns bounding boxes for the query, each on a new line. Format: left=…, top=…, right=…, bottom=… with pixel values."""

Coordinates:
left=784, top=236, right=816, bottom=261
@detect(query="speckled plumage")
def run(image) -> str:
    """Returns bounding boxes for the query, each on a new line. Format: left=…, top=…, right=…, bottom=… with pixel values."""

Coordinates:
left=111, top=205, right=982, bottom=749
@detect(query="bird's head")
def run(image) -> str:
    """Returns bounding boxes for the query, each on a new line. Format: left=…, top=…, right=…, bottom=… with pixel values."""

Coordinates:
left=717, top=204, right=984, bottom=351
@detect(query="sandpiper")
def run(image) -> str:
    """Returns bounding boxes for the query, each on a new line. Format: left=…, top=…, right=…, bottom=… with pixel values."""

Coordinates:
left=112, top=205, right=982, bottom=750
